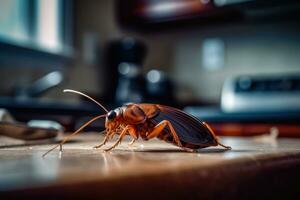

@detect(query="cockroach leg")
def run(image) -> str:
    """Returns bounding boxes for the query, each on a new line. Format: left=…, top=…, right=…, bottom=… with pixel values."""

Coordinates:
left=182, top=147, right=196, bottom=152
left=94, top=134, right=109, bottom=149
left=217, top=142, right=232, bottom=150
left=128, top=138, right=136, bottom=146
left=202, top=122, right=231, bottom=150
left=109, top=131, right=117, bottom=139
left=146, top=120, right=183, bottom=147
left=104, top=126, right=129, bottom=151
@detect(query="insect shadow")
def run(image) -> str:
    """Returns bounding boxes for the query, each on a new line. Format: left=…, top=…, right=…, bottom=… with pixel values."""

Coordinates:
left=123, top=146, right=231, bottom=153
left=125, top=149, right=188, bottom=153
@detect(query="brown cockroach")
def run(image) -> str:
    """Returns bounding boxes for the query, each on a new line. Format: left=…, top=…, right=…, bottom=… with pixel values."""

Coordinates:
left=43, top=89, right=231, bottom=157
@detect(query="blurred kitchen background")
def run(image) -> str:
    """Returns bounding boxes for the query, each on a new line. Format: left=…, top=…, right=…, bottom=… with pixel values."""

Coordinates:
left=1, top=0, right=300, bottom=136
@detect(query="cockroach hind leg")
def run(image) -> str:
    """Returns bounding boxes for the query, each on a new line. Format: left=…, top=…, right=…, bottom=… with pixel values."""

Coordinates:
left=60, top=144, right=63, bottom=152
left=181, top=147, right=196, bottom=152
left=202, top=122, right=231, bottom=150
left=217, top=141, right=232, bottom=150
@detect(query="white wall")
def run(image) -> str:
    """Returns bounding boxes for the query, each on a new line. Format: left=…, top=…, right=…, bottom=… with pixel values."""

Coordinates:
left=172, top=23, right=300, bottom=103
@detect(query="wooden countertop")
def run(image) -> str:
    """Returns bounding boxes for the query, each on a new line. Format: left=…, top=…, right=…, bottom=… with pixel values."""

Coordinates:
left=0, top=133, right=300, bottom=199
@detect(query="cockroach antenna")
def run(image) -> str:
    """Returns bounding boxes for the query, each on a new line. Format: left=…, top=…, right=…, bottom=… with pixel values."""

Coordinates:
left=42, top=89, right=109, bottom=157
left=42, top=114, right=106, bottom=157
left=63, top=89, right=109, bottom=113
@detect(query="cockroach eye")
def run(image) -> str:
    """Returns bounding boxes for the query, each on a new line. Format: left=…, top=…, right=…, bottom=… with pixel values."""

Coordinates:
left=107, top=111, right=117, bottom=121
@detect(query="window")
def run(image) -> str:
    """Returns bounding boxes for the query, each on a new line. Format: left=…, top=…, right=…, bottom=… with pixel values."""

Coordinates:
left=0, top=0, right=29, bottom=44
left=0, top=0, right=73, bottom=67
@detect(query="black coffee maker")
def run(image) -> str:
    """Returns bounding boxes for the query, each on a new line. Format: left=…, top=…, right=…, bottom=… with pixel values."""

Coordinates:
left=104, top=38, right=147, bottom=105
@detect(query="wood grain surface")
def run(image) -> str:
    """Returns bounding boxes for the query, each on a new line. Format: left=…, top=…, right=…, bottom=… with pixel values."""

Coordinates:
left=0, top=133, right=300, bottom=199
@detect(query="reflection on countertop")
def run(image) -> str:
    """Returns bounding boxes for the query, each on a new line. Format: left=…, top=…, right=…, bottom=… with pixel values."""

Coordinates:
left=0, top=133, right=300, bottom=199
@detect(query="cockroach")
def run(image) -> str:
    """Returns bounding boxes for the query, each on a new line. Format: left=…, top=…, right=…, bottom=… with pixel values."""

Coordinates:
left=43, top=89, right=231, bottom=157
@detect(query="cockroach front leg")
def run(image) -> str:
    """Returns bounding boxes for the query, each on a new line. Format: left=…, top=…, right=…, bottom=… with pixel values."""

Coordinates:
left=94, top=129, right=121, bottom=149
left=105, top=125, right=138, bottom=151
left=128, top=138, right=136, bottom=146
left=93, top=132, right=110, bottom=149
left=146, top=120, right=182, bottom=147
left=104, top=126, right=129, bottom=151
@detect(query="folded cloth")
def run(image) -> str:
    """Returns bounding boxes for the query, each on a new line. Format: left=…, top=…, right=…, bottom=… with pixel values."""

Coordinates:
left=0, top=109, right=58, bottom=140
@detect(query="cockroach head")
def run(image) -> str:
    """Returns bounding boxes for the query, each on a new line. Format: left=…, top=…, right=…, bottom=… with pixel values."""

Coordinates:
left=106, top=108, right=122, bottom=124
left=107, top=110, right=117, bottom=121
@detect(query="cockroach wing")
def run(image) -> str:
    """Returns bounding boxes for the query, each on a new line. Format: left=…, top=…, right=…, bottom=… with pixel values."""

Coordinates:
left=138, top=104, right=160, bottom=118
left=153, top=105, right=218, bottom=146
left=122, top=104, right=147, bottom=124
